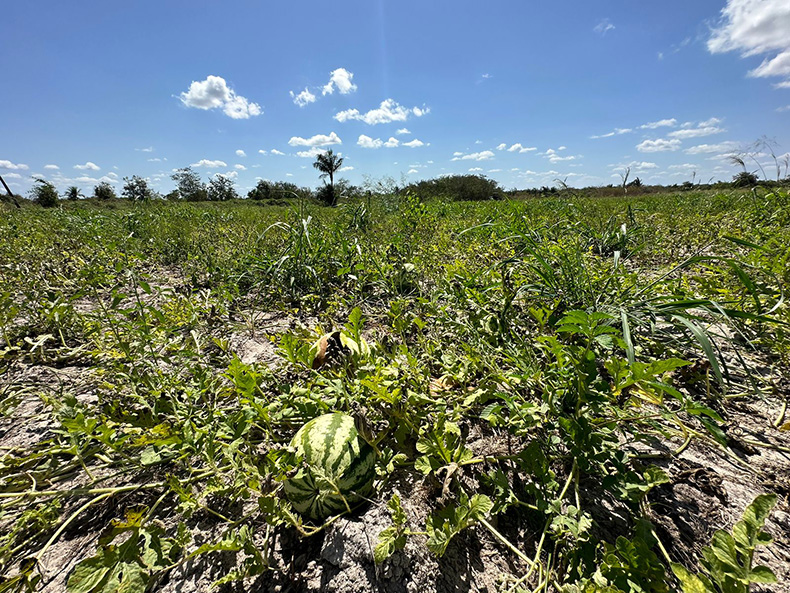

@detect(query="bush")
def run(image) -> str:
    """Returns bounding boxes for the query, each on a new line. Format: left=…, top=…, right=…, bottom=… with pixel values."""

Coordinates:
left=64, top=186, right=82, bottom=201
left=732, top=171, right=759, bottom=188
left=30, top=179, right=59, bottom=207
left=93, top=182, right=118, bottom=200
left=406, top=174, right=504, bottom=202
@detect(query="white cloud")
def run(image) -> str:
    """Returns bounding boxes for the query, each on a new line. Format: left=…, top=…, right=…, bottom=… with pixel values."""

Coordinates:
left=594, top=18, right=615, bottom=35
left=506, top=143, right=537, bottom=152
left=0, top=160, right=29, bottom=170
left=234, top=164, right=247, bottom=170
left=4, top=172, right=22, bottom=179
left=396, top=128, right=411, bottom=135
left=357, top=135, right=383, bottom=149
left=612, top=161, right=659, bottom=171
left=44, top=164, right=59, bottom=170
left=407, top=169, right=419, bottom=174
left=148, top=158, right=163, bottom=162
left=402, top=139, right=426, bottom=148
left=667, top=125, right=726, bottom=139
left=636, top=138, right=682, bottom=152
left=135, top=146, right=154, bottom=152
left=778, top=104, right=790, bottom=112
left=335, top=99, right=429, bottom=125
left=270, top=149, right=285, bottom=156
left=640, top=118, right=677, bottom=129
left=468, top=167, right=483, bottom=172
left=258, top=150, right=267, bottom=155
left=74, top=161, right=100, bottom=171
left=236, top=149, right=246, bottom=157
left=684, top=141, right=740, bottom=154
left=339, top=166, right=354, bottom=172
left=322, top=68, right=357, bottom=95
left=290, top=87, right=317, bottom=107
left=496, top=143, right=507, bottom=150
left=179, top=75, right=261, bottom=119
left=451, top=150, right=495, bottom=161
left=191, top=159, right=227, bottom=168
left=708, top=0, right=790, bottom=87
left=590, top=128, right=632, bottom=139
left=288, top=132, right=342, bottom=147
left=296, top=147, right=327, bottom=158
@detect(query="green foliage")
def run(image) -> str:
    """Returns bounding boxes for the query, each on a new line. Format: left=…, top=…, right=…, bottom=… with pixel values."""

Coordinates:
left=64, top=186, right=82, bottom=201
left=121, top=175, right=155, bottom=201
left=29, top=179, right=59, bottom=207
left=93, top=181, right=117, bottom=200
left=374, top=494, right=410, bottom=563
left=207, top=174, right=239, bottom=201
left=671, top=494, right=777, bottom=593
left=406, top=174, right=504, bottom=201
left=425, top=491, right=493, bottom=556
left=313, top=148, right=344, bottom=206
left=732, top=172, right=758, bottom=188
left=170, top=167, right=207, bottom=201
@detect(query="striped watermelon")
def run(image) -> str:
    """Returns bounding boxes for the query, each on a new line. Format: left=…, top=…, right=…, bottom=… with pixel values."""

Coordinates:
left=283, top=412, right=376, bottom=520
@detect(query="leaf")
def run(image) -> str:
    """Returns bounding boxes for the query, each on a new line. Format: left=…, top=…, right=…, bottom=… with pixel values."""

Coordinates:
left=672, top=316, right=723, bottom=386
left=67, top=552, right=115, bottom=593
left=747, top=565, right=777, bottom=584
left=670, top=563, right=714, bottom=593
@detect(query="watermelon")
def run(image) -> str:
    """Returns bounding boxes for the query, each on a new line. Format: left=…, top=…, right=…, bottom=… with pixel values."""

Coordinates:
left=283, top=412, right=376, bottom=520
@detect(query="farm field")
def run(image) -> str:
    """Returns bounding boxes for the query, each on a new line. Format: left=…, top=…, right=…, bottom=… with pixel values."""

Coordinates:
left=1, top=188, right=789, bottom=593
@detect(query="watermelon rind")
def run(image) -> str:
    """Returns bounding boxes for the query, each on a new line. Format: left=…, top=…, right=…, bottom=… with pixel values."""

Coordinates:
left=283, top=413, right=375, bottom=520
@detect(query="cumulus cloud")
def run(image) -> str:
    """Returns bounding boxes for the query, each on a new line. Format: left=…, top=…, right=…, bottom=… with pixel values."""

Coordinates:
left=322, top=68, right=357, bottom=95
left=339, top=166, right=354, bottom=172
left=407, top=169, right=419, bottom=174
left=296, top=147, right=327, bottom=158
left=270, top=149, right=285, bottom=156
left=191, top=159, right=227, bottom=168
left=290, top=87, right=317, bottom=107
left=179, top=75, right=262, bottom=119
left=288, top=132, right=342, bottom=147
left=506, top=143, right=537, bottom=152
left=594, top=18, right=615, bottom=35
left=135, top=146, right=154, bottom=152
left=612, top=161, right=659, bottom=171
left=335, top=99, right=429, bottom=125
left=451, top=150, right=495, bottom=161
left=236, top=149, right=246, bottom=157
left=402, top=139, right=425, bottom=148
left=708, top=0, right=790, bottom=87
left=684, top=141, right=740, bottom=154
left=234, top=164, right=247, bottom=170
left=396, top=128, right=411, bottom=135
left=74, top=161, right=100, bottom=171
left=0, top=160, right=29, bottom=170
left=44, top=164, right=59, bottom=170
left=636, top=138, right=682, bottom=152
left=357, top=135, right=398, bottom=149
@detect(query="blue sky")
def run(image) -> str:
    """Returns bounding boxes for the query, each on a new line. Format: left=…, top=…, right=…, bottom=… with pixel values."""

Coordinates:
left=2, top=0, right=790, bottom=196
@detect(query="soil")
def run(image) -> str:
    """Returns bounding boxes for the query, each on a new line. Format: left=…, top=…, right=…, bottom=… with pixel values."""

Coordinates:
left=2, top=314, right=789, bottom=593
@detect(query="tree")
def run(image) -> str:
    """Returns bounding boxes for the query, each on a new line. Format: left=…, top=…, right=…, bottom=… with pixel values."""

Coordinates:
left=30, top=179, right=59, bottom=207
left=732, top=171, right=758, bottom=187
left=247, top=179, right=273, bottom=201
left=122, top=175, right=155, bottom=201
left=312, top=149, right=344, bottom=206
left=207, top=174, right=238, bottom=201
left=93, top=182, right=118, bottom=200
left=64, top=186, right=82, bottom=201
left=171, top=167, right=207, bottom=201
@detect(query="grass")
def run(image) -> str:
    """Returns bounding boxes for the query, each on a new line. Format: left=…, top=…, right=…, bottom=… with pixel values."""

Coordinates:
left=0, top=187, right=788, bottom=592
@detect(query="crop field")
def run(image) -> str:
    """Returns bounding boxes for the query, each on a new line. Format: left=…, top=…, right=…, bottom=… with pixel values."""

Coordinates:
left=1, top=188, right=789, bottom=593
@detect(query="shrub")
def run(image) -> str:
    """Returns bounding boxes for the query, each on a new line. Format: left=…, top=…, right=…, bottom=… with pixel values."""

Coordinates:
left=171, top=167, right=207, bottom=201
left=406, top=174, right=504, bottom=201
left=93, top=182, right=118, bottom=200
left=30, top=179, right=59, bottom=207
left=732, top=171, right=759, bottom=187
left=207, top=174, right=239, bottom=201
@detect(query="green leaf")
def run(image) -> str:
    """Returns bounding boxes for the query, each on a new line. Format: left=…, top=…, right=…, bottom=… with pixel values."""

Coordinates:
left=67, top=551, right=115, bottom=593
left=670, top=564, right=714, bottom=593
left=747, top=565, right=777, bottom=584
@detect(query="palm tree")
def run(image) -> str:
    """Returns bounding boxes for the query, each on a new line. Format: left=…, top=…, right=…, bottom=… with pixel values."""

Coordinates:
left=312, top=149, right=344, bottom=206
